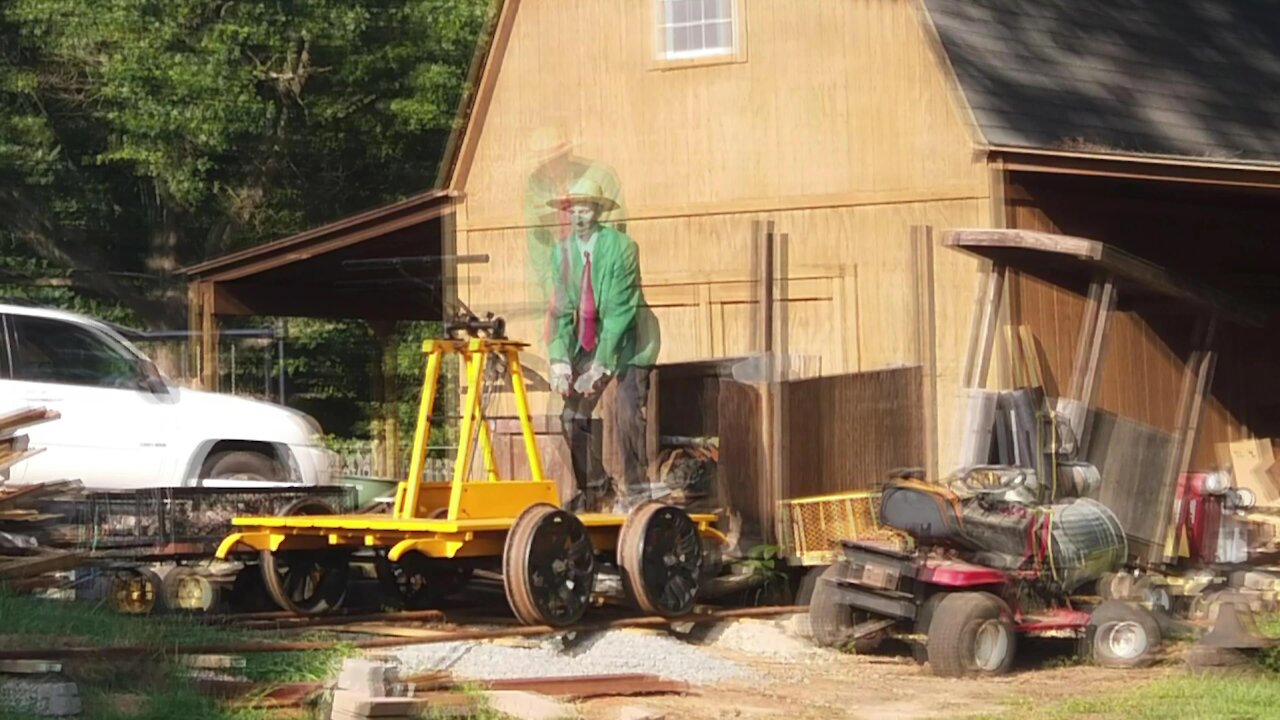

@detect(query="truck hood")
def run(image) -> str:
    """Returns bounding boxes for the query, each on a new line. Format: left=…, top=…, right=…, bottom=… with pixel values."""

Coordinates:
left=168, top=386, right=322, bottom=446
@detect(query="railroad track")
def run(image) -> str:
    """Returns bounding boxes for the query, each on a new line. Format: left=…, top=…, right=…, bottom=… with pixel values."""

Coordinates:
left=0, top=604, right=808, bottom=660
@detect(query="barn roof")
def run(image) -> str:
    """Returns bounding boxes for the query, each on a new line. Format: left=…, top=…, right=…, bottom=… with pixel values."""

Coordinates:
left=923, top=0, right=1280, bottom=164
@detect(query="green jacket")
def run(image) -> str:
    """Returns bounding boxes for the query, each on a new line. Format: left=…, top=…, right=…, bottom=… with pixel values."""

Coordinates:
left=548, top=225, right=659, bottom=371
left=523, top=160, right=626, bottom=310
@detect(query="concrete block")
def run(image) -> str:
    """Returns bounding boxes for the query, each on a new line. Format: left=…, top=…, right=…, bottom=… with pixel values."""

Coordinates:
left=484, top=690, right=579, bottom=720
left=0, top=677, right=82, bottom=716
left=617, top=705, right=667, bottom=720
left=336, top=659, right=392, bottom=696
left=331, top=690, right=421, bottom=718
left=0, top=660, right=62, bottom=675
left=178, top=654, right=246, bottom=670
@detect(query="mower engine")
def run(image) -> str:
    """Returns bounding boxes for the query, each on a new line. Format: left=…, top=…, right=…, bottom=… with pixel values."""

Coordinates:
left=878, top=478, right=1126, bottom=593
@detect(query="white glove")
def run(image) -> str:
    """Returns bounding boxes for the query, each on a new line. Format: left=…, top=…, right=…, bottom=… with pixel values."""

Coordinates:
left=573, top=362, right=609, bottom=395
left=550, top=363, right=572, bottom=396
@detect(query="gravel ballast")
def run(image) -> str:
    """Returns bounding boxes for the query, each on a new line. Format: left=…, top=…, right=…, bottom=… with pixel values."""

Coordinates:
left=391, top=628, right=752, bottom=685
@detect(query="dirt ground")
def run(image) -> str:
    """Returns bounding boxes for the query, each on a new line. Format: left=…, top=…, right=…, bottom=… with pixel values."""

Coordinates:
left=574, top=639, right=1168, bottom=720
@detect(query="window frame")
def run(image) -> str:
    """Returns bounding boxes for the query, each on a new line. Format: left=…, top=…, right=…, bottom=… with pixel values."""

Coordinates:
left=9, top=314, right=148, bottom=391
left=648, top=0, right=748, bottom=71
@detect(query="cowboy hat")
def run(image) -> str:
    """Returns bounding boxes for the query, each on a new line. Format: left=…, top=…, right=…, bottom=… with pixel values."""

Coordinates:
left=547, top=177, right=619, bottom=212
left=528, top=126, right=572, bottom=163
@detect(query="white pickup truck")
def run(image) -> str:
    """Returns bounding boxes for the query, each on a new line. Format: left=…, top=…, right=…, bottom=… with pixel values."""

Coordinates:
left=0, top=303, right=334, bottom=489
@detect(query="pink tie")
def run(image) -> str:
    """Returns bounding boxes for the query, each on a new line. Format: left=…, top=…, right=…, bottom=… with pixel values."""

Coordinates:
left=579, top=251, right=598, bottom=352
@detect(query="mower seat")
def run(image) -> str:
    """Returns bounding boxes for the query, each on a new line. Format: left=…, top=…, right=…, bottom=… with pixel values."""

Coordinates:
left=878, top=480, right=966, bottom=546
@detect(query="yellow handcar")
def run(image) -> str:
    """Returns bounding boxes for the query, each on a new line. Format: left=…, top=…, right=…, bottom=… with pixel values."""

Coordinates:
left=217, top=326, right=723, bottom=627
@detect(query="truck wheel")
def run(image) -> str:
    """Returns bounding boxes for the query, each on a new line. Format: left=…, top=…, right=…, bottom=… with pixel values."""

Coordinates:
left=808, top=564, right=882, bottom=653
left=1087, top=600, right=1162, bottom=668
left=203, top=450, right=282, bottom=482
left=927, top=592, right=1016, bottom=677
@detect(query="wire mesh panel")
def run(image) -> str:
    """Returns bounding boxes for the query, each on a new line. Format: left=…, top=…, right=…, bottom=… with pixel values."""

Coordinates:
left=62, top=486, right=356, bottom=549
left=778, top=491, right=911, bottom=565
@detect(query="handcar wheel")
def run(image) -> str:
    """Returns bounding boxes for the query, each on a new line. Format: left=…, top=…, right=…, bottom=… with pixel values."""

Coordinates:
left=260, top=498, right=348, bottom=615
left=261, top=549, right=351, bottom=615
left=618, top=503, right=703, bottom=617
left=374, top=550, right=473, bottom=610
left=503, top=503, right=597, bottom=627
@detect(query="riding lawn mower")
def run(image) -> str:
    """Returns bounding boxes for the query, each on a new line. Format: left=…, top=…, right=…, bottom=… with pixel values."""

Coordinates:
left=807, top=466, right=1165, bottom=676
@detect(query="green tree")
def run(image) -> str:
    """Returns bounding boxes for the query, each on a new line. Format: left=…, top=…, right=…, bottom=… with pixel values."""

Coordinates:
left=0, top=0, right=487, bottom=328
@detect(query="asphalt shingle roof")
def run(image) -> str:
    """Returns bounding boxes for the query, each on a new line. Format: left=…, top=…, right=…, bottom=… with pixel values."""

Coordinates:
left=922, top=0, right=1280, bottom=163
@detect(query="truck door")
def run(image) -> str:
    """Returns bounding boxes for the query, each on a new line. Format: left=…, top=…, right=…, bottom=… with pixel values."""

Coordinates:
left=0, top=314, right=170, bottom=488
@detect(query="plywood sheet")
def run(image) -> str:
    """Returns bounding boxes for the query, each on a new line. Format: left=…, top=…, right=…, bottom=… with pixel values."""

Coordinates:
left=780, top=367, right=926, bottom=498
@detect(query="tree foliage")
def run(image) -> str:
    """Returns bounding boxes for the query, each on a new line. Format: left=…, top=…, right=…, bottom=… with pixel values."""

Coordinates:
left=0, top=0, right=487, bottom=326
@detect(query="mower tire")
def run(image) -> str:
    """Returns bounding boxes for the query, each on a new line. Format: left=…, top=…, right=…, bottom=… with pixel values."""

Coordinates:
left=1133, top=577, right=1173, bottom=613
left=1096, top=572, right=1117, bottom=600
left=911, top=593, right=947, bottom=664
left=808, top=564, right=884, bottom=654
left=1087, top=600, right=1162, bottom=668
left=926, top=592, right=1017, bottom=677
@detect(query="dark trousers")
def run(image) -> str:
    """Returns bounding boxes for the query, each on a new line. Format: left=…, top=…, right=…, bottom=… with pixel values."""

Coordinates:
left=560, top=364, right=651, bottom=508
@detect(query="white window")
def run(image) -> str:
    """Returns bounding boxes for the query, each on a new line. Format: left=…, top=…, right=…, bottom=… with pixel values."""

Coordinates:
left=660, top=0, right=737, bottom=60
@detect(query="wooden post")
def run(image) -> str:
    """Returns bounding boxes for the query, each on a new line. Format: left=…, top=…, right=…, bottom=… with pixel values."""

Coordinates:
left=371, top=321, right=401, bottom=479
left=1160, top=315, right=1218, bottom=560
left=187, top=283, right=203, bottom=387
left=911, top=225, right=939, bottom=481
left=199, top=283, right=221, bottom=392
left=953, top=262, right=1005, bottom=469
left=752, top=219, right=780, bottom=544
left=1063, top=275, right=1116, bottom=450
left=960, top=263, right=1006, bottom=391
left=384, top=331, right=400, bottom=480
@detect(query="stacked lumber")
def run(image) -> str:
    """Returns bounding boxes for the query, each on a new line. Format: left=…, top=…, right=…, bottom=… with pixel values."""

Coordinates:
left=0, top=481, right=86, bottom=592
left=0, top=407, right=59, bottom=480
left=0, top=482, right=82, bottom=545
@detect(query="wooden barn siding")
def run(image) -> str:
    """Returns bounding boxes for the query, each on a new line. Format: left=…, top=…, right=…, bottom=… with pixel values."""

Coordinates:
left=461, top=198, right=986, bottom=477
left=1001, top=174, right=1280, bottom=468
left=1004, top=193, right=1219, bottom=467
left=458, top=0, right=985, bottom=225
left=450, top=0, right=998, bottom=503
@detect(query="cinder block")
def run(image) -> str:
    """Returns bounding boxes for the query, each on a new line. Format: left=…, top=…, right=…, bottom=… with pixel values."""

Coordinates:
left=0, top=660, right=62, bottom=675
left=331, top=690, right=421, bottom=718
left=0, top=677, right=82, bottom=717
left=336, top=659, right=391, bottom=696
left=178, top=654, right=246, bottom=670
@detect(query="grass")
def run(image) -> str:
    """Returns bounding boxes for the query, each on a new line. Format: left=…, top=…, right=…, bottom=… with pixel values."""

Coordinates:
left=416, top=682, right=504, bottom=720
left=967, top=612, right=1280, bottom=720
left=0, top=590, right=357, bottom=719
left=976, top=676, right=1280, bottom=720
left=0, top=590, right=227, bottom=647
